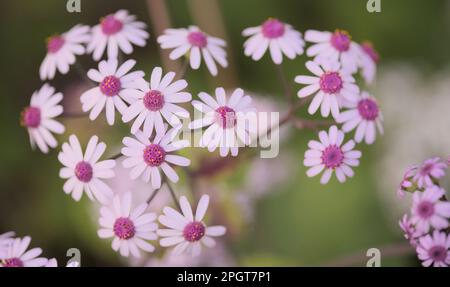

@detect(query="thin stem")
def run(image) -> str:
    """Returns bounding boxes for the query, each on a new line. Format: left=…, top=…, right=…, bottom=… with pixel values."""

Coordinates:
left=177, top=58, right=189, bottom=79
left=146, top=187, right=161, bottom=204
left=166, top=180, right=181, bottom=211
left=275, top=64, right=293, bottom=104
left=108, top=153, right=122, bottom=160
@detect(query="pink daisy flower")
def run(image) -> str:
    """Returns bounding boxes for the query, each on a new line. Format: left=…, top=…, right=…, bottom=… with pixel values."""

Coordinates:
left=158, top=195, right=226, bottom=257
left=87, top=10, right=149, bottom=61
left=21, top=84, right=65, bottom=154
left=157, top=26, right=228, bottom=76
left=98, top=192, right=158, bottom=258
left=304, top=125, right=361, bottom=184
left=358, top=41, right=379, bottom=84
left=81, top=58, right=145, bottom=125
left=39, top=24, right=91, bottom=80
left=399, top=214, right=421, bottom=246
left=0, top=236, right=48, bottom=267
left=416, top=230, right=450, bottom=267
left=295, top=60, right=359, bottom=119
left=337, top=91, right=383, bottom=144
left=242, top=18, right=304, bottom=64
left=122, top=67, right=191, bottom=137
left=411, top=187, right=450, bottom=234
left=121, top=127, right=190, bottom=189
left=188, top=88, right=255, bottom=157
left=305, top=29, right=360, bottom=73
left=413, top=157, right=447, bottom=188
left=58, top=135, right=116, bottom=203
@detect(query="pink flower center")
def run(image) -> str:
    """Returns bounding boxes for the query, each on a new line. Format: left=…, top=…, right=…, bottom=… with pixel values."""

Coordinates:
left=319, top=72, right=343, bottom=94
left=187, top=31, right=207, bottom=48
left=357, top=99, right=379, bottom=121
left=3, top=258, right=24, bottom=267
left=215, top=106, right=236, bottom=129
left=361, top=41, right=379, bottom=63
left=47, top=36, right=65, bottom=54
left=330, top=30, right=351, bottom=52
left=183, top=221, right=205, bottom=242
left=321, top=145, right=344, bottom=169
left=75, top=161, right=93, bottom=183
left=143, top=144, right=166, bottom=167
left=101, top=15, right=123, bottom=35
left=261, top=18, right=285, bottom=39
left=143, top=90, right=165, bottom=111
left=417, top=200, right=435, bottom=218
left=113, top=217, right=136, bottom=240
left=428, top=246, right=447, bottom=262
left=100, top=76, right=121, bottom=96
left=21, top=106, right=41, bottom=128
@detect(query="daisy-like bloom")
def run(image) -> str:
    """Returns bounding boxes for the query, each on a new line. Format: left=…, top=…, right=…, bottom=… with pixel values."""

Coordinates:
left=21, top=84, right=65, bottom=154
left=416, top=230, right=450, bottom=267
left=87, top=10, right=149, bottom=61
left=242, top=18, right=304, bottom=64
left=295, top=60, right=359, bottom=119
left=399, top=214, right=421, bottom=246
left=158, top=195, right=226, bottom=257
left=0, top=236, right=48, bottom=267
left=305, top=29, right=360, bottom=73
left=121, top=127, right=190, bottom=189
left=304, top=125, right=361, bottom=184
left=410, top=187, right=450, bottom=233
left=122, top=67, right=191, bottom=137
left=358, top=41, right=379, bottom=84
left=97, top=192, right=158, bottom=257
left=397, top=165, right=418, bottom=198
left=337, top=91, right=383, bottom=144
left=58, top=135, right=116, bottom=203
left=157, top=26, right=228, bottom=76
left=413, top=157, right=448, bottom=189
left=39, top=25, right=91, bottom=80
left=81, top=58, right=144, bottom=125
left=188, top=88, right=255, bottom=157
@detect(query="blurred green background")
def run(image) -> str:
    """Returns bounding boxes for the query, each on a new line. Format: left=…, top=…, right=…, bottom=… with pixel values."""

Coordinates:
left=1, top=0, right=449, bottom=266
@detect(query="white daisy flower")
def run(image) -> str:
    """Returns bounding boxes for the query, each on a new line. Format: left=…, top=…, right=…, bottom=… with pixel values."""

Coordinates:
left=87, top=10, right=149, bottom=61
left=58, top=135, right=116, bottom=203
left=39, top=24, right=91, bottom=80
left=305, top=29, right=360, bottom=73
left=358, top=41, right=379, bottom=84
left=242, top=18, right=304, bottom=64
left=304, top=125, right=361, bottom=184
left=81, top=58, right=145, bottom=125
left=158, top=194, right=226, bottom=257
left=98, top=192, right=158, bottom=258
left=21, top=84, right=65, bottom=154
left=188, top=88, right=255, bottom=157
left=157, top=26, right=228, bottom=76
left=295, top=60, right=359, bottom=119
left=0, top=236, right=48, bottom=267
left=337, top=91, right=384, bottom=144
left=122, top=67, right=191, bottom=137
left=121, top=126, right=190, bottom=189
left=411, top=187, right=450, bottom=234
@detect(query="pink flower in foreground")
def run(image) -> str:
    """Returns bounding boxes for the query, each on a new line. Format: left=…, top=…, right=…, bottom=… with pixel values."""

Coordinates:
left=21, top=84, right=65, bottom=154
left=337, top=91, right=383, bottom=144
left=87, top=10, right=149, bottom=61
left=157, top=26, right=228, bottom=76
left=40, top=25, right=91, bottom=80
left=411, top=187, right=450, bottom=234
left=98, top=192, right=158, bottom=258
left=305, top=29, right=360, bottom=73
left=58, top=135, right=116, bottom=203
left=242, top=18, right=304, bottom=64
left=295, top=60, right=359, bottom=119
left=158, top=195, right=226, bottom=257
left=416, top=230, right=450, bottom=267
left=358, top=41, right=379, bottom=84
left=0, top=236, right=48, bottom=267
left=304, top=125, right=361, bottom=184
left=399, top=214, right=421, bottom=246
left=413, top=157, right=447, bottom=188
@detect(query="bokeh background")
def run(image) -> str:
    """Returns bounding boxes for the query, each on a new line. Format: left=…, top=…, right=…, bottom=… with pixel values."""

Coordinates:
left=1, top=0, right=450, bottom=266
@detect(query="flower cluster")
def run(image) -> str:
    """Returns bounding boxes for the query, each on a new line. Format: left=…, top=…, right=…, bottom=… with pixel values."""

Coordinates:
left=397, top=157, right=450, bottom=267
